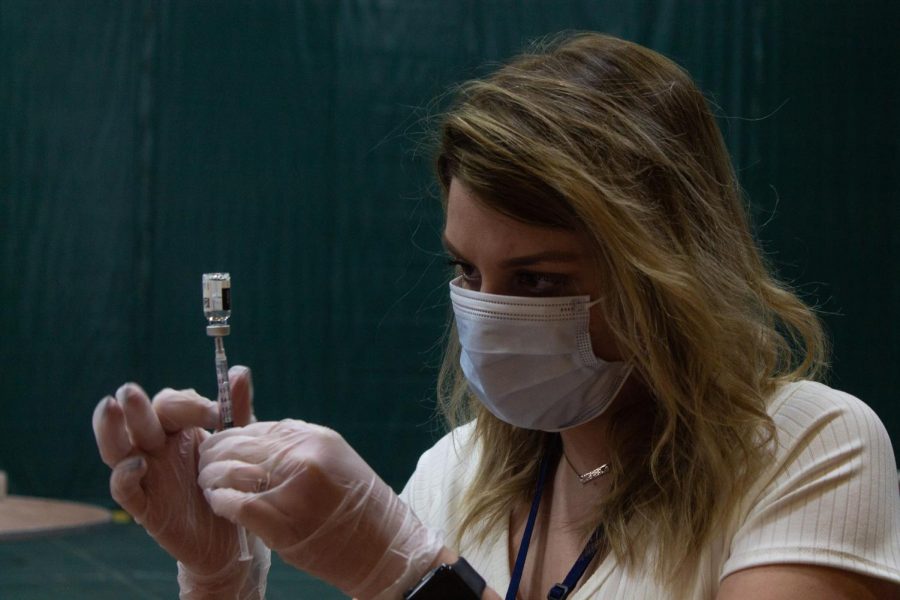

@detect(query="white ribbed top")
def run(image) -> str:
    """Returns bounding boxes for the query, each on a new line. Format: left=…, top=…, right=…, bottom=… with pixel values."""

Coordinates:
left=400, top=381, right=900, bottom=598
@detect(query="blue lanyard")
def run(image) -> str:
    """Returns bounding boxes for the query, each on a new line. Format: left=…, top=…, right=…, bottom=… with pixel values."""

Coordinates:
left=505, top=448, right=605, bottom=600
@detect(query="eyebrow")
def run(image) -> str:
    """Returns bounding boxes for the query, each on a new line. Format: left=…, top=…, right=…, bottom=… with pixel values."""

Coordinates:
left=442, top=236, right=583, bottom=268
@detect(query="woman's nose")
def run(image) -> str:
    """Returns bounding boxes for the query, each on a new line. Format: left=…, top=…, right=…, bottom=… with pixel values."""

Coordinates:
left=477, top=274, right=507, bottom=296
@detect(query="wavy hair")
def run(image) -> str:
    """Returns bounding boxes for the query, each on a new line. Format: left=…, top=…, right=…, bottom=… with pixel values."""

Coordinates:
left=434, top=33, right=827, bottom=582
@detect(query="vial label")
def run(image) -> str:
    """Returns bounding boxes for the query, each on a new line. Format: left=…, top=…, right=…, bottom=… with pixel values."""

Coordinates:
left=202, top=273, right=232, bottom=324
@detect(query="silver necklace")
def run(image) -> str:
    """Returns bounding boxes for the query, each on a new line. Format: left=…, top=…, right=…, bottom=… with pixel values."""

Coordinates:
left=563, top=452, right=611, bottom=484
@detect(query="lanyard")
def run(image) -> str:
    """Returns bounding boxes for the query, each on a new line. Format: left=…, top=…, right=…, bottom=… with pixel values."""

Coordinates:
left=505, top=448, right=605, bottom=600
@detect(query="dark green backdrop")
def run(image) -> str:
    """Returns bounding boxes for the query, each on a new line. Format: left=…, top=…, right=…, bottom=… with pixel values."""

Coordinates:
left=1, top=1, right=897, bottom=506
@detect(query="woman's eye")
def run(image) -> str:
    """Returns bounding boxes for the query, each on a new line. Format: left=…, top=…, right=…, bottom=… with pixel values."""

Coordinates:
left=446, top=258, right=569, bottom=295
left=515, top=271, right=569, bottom=296
left=447, top=259, right=480, bottom=285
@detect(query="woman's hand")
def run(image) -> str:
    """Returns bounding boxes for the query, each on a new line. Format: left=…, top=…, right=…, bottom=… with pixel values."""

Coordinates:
left=92, top=366, right=268, bottom=598
left=197, top=419, right=444, bottom=599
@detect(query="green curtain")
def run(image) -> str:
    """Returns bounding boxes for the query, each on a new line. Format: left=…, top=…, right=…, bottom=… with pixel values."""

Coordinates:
left=1, top=0, right=897, bottom=502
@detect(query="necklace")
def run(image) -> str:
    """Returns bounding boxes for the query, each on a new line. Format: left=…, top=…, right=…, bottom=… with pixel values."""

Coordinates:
left=563, top=451, right=611, bottom=484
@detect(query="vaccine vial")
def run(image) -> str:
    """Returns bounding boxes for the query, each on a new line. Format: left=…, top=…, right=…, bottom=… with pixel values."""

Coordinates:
left=202, top=273, right=231, bottom=335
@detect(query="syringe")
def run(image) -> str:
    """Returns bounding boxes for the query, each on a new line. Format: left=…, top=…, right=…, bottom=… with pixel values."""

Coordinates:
left=202, top=272, right=252, bottom=562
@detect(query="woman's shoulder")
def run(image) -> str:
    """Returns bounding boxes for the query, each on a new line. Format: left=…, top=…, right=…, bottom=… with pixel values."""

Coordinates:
left=407, top=420, right=480, bottom=486
left=766, top=379, right=893, bottom=451
left=761, top=379, right=896, bottom=495
left=720, top=380, right=900, bottom=584
left=769, top=379, right=875, bottom=411
left=399, top=421, right=481, bottom=523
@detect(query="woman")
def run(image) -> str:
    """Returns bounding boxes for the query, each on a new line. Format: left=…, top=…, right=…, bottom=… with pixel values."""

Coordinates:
left=93, top=33, right=900, bottom=599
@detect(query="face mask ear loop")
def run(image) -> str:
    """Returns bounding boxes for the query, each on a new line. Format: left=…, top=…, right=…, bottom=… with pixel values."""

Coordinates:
left=579, top=297, right=607, bottom=366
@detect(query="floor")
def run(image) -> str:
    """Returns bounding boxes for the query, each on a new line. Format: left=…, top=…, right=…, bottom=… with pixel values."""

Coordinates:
left=0, top=521, right=346, bottom=599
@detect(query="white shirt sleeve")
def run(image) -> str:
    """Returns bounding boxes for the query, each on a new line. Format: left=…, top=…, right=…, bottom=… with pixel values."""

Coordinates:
left=721, top=381, right=900, bottom=583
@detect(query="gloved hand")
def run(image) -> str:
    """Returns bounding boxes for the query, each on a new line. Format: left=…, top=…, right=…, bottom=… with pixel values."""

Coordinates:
left=197, top=419, right=445, bottom=600
left=92, top=366, right=270, bottom=600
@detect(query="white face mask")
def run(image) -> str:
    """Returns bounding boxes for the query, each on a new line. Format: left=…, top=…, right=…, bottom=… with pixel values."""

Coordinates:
left=449, top=277, right=632, bottom=432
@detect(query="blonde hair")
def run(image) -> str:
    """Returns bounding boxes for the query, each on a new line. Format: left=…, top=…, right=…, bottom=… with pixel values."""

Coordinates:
left=434, top=33, right=827, bottom=582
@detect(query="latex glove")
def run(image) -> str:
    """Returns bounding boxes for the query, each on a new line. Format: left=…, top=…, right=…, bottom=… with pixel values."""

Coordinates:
left=92, top=366, right=270, bottom=600
left=198, top=419, right=444, bottom=600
